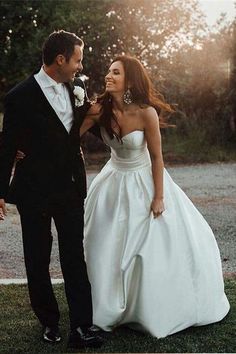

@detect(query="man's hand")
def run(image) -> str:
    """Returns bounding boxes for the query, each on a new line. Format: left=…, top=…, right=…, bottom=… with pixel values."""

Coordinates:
left=0, top=199, right=7, bottom=221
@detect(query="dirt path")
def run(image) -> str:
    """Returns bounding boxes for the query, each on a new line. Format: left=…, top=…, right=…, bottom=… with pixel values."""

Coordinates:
left=0, top=162, right=235, bottom=278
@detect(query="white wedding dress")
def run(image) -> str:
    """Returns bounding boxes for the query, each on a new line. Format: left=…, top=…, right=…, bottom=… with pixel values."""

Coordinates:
left=84, top=128, right=230, bottom=338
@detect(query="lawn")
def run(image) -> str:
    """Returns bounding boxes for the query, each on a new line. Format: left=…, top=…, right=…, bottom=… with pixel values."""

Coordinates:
left=0, top=279, right=235, bottom=353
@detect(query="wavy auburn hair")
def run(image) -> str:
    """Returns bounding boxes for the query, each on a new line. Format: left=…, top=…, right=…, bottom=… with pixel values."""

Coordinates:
left=97, top=55, right=173, bottom=139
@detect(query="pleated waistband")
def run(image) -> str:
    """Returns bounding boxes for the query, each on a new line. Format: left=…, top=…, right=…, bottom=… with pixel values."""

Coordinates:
left=109, top=150, right=151, bottom=171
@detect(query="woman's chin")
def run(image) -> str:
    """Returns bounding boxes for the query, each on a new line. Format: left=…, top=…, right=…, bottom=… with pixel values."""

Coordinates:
left=105, top=89, right=113, bottom=95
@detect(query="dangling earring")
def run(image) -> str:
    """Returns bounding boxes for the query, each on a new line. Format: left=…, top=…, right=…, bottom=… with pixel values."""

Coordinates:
left=123, top=88, right=133, bottom=104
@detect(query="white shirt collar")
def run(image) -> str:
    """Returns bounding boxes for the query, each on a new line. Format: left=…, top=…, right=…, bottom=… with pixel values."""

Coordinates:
left=36, top=66, right=62, bottom=89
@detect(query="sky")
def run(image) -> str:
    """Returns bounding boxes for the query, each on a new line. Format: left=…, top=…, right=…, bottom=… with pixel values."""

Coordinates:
left=198, top=0, right=236, bottom=27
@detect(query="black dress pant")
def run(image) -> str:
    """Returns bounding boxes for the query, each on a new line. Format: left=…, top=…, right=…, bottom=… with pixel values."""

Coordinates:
left=17, top=183, right=93, bottom=329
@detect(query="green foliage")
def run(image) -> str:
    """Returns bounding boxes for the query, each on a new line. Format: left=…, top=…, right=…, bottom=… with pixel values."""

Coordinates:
left=0, top=0, right=236, bottom=155
left=229, top=22, right=236, bottom=134
left=0, top=0, right=207, bottom=94
left=161, top=22, right=236, bottom=147
left=0, top=0, right=79, bottom=103
left=77, top=0, right=207, bottom=93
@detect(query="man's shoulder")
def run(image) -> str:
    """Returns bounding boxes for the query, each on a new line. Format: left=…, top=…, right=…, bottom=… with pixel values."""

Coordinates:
left=6, top=75, right=38, bottom=102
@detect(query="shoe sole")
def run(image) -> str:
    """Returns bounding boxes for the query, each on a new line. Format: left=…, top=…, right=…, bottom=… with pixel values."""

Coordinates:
left=43, top=334, right=61, bottom=343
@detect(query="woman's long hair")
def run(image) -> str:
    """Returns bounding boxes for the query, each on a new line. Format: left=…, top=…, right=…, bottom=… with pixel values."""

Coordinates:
left=97, top=55, right=173, bottom=139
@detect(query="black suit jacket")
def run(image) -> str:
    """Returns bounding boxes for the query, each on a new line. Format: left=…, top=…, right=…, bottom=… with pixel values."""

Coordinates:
left=0, top=75, right=91, bottom=205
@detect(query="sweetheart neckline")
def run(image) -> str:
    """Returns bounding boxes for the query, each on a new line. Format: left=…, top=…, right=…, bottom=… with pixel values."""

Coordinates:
left=120, top=130, right=144, bottom=139
left=100, top=127, right=144, bottom=141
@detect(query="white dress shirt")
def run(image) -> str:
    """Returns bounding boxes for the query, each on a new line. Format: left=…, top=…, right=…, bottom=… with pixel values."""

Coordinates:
left=34, top=67, right=73, bottom=133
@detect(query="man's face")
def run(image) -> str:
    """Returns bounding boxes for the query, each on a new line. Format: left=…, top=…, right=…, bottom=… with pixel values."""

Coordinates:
left=58, top=45, right=83, bottom=82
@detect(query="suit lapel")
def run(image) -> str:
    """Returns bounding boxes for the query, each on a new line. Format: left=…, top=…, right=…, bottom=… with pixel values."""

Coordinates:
left=30, top=76, right=70, bottom=136
left=29, top=75, right=87, bottom=137
left=65, top=81, right=76, bottom=115
left=65, top=81, right=84, bottom=134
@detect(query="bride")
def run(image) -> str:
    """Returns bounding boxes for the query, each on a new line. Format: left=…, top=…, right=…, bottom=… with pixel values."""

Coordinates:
left=80, top=55, right=230, bottom=338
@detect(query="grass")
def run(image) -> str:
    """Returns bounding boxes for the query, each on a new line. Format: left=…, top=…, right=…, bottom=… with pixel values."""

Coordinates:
left=162, top=133, right=236, bottom=164
left=0, top=279, right=235, bottom=353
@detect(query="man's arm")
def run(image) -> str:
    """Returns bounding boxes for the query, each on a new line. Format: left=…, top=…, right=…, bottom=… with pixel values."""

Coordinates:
left=0, top=92, right=20, bottom=216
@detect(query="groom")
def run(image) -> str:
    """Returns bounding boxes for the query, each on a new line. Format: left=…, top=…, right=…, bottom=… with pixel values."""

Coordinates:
left=0, top=30, right=102, bottom=349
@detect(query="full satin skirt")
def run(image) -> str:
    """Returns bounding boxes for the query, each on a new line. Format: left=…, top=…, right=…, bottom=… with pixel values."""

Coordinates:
left=84, top=159, right=230, bottom=338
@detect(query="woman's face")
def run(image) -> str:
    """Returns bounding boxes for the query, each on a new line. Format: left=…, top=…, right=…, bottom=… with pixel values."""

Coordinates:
left=105, top=61, right=125, bottom=94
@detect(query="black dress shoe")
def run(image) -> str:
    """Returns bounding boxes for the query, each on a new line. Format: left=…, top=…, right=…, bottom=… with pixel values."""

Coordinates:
left=67, top=326, right=104, bottom=349
left=89, top=324, right=103, bottom=332
left=43, top=326, right=61, bottom=343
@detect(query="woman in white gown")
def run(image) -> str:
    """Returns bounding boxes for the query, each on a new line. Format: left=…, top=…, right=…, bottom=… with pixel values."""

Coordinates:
left=80, top=55, right=230, bottom=338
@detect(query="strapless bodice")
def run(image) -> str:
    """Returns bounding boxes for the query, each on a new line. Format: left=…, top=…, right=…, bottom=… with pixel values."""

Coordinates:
left=101, top=127, right=151, bottom=171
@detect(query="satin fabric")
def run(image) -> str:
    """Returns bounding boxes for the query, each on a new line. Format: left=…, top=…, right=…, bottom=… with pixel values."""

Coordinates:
left=84, top=128, right=230, bottom=338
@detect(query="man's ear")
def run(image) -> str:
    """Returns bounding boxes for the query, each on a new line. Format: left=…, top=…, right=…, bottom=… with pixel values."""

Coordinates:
left=55, top=54, right=66, bottom=66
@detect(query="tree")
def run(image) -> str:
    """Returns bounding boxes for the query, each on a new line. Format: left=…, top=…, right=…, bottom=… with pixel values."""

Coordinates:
left=160, top=17, right=235, bottom=145
left=0, top=0, right=207, bottom=100
left=0, top=0, right=79, bottom=106
left=78, top=0, right=208, bottom=93
left=229, top=20, right=236, bottom=135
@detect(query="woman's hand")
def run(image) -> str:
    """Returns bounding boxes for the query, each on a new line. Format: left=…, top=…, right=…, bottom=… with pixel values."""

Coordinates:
left=16, top=150, right=26, bottom=160
left=151, top=198, right=165, bottom=218
left=0, top=199, right=7, bottom=221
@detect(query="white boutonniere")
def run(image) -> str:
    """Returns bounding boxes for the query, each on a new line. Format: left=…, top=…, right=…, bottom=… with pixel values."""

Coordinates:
left=73, top=86, right=85, bottom=107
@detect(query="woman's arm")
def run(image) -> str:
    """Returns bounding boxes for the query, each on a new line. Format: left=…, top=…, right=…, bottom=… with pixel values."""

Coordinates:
left=80, top=103, right=101, bottom=137
left=143, top=107, right=165, bottom=218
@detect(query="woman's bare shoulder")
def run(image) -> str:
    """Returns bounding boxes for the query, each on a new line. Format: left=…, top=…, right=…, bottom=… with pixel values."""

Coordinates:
left=139, top=106, right=159, bottom=127
left=140, top=105, right=158, bottom=116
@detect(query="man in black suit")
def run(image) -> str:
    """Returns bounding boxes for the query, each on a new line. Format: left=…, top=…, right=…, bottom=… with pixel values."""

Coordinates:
left=0, top=30, right=102, bottom=349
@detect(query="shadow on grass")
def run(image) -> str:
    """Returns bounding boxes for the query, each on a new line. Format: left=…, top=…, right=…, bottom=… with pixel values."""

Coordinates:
left=0, top=279, right=235, bottom=353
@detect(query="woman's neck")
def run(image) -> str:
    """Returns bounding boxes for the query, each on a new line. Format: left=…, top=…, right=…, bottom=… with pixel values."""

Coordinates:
left=111, top=94, right=125, bottom=112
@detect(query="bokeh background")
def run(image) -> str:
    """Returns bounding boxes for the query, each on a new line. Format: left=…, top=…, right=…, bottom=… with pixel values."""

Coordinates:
left=1, top=0, right=236, bottom=164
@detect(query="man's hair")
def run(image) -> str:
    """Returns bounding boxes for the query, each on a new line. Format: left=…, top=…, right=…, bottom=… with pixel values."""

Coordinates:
left=42, top=30, right=84, bottom=65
